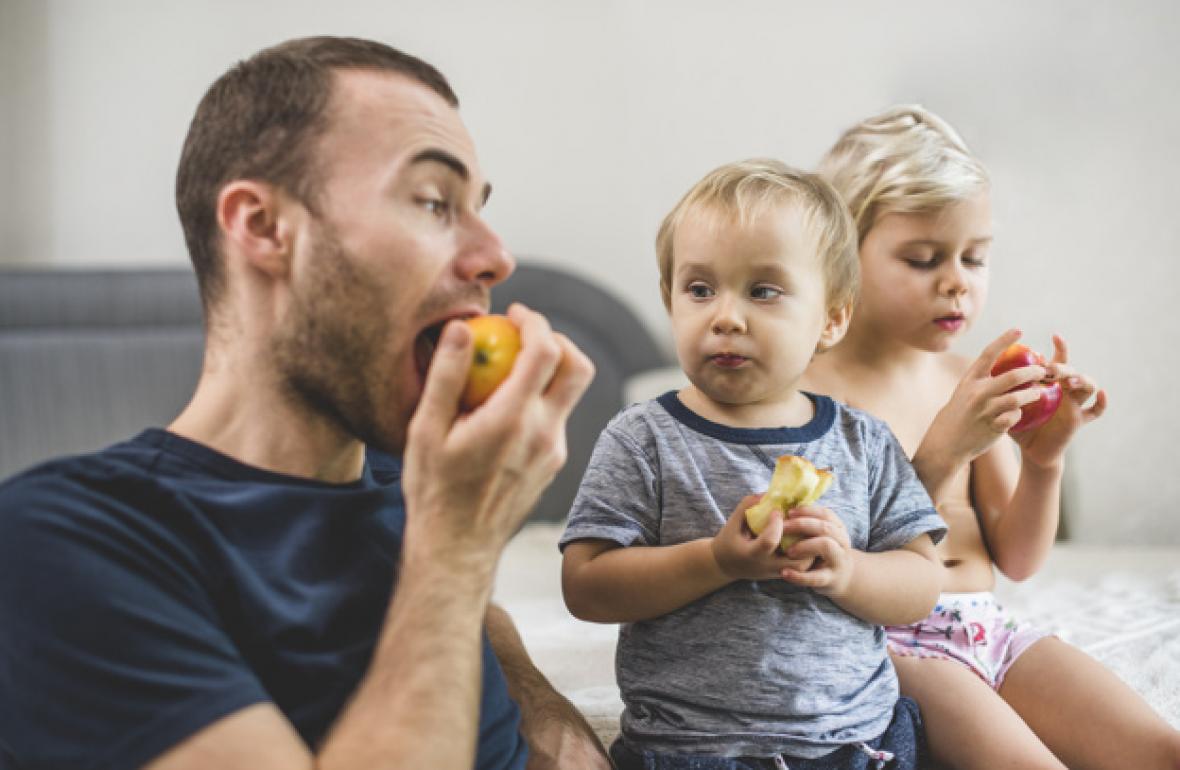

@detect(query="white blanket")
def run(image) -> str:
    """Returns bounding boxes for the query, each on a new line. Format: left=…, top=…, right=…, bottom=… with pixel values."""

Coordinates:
left=493, top=525, right=1180, bottom=747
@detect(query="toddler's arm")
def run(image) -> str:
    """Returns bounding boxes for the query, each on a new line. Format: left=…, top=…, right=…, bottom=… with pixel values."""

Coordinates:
left=782, top=508, right=941, bottom=625
left=562, top=497, right=808, bottom=623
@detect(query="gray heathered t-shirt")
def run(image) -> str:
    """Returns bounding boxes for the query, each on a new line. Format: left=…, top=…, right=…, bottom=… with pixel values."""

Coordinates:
left=559, top=391, right=945, bottom=759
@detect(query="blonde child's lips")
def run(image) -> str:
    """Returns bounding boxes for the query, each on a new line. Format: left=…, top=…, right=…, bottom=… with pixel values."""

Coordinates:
left=934, top=317, right=965, bottom=331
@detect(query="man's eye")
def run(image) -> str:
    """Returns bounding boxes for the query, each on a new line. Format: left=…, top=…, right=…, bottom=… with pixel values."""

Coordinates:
left=750, top=286, right=782, bottom=300
left=420, top=198, right=451, bottom=218
left=687, top=283, right=713, bottom=299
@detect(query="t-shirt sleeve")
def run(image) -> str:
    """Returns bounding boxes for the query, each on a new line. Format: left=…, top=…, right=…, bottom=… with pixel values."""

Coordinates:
left=558, top=421, right=661, bottom=551
left=865, top=425, right=947, bottom=552
left=0, top=475, right=270, bottom=770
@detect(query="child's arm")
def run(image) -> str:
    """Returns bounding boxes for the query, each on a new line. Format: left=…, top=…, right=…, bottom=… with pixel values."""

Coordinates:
left=973, top=336, right=1107, bottom=580
left=781, top=506, right=941, bottom=625
left=910, top=329, right=1047, bottom=503
left=562, top=496, right=811, bottom=623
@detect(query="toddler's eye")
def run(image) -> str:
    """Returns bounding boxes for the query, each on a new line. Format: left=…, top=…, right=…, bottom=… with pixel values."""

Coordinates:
left=904, top=256, right=937, bottom=269
left=962, top=252, right=989, bottom=268
left=687, top=283, right=713, bottom=299
left=750, top=285, right=783, bottom=300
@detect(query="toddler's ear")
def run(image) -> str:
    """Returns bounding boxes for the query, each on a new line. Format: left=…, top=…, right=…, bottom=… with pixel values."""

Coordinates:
left=815, top=302, right=853, bottom=353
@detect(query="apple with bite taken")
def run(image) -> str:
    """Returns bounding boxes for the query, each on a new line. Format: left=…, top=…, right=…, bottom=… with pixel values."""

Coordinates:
left=745, top=455, right=834, bottom=552
left=461, top=315, right=521, bottom=410
left=990, top=343, right=1062, bottom=433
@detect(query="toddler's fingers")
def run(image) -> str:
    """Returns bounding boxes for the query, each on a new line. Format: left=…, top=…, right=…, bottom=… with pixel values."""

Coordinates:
left=971, top=329, right=1023, bottom=378
left=754, top=509, right=786, bottom=554
left=1083, top=389, right=1108, bottom=422
left=991, top=407, right=1024, bottom=434
left=990, top=364, right=1048, bottom=394
left=785, top=507, right=849, bottom=549
left=781, top=562, right=833, bottom=588
left=1050, top=334, right=1070, bottom=365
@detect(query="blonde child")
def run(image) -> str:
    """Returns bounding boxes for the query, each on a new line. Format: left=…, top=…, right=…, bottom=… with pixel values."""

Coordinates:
left=806, top=105, right=1180, bottom=769
left=561, top=160, right=947, bottom=769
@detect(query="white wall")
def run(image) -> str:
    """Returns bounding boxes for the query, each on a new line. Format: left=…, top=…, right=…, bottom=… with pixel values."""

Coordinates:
left=3, top=0, right=1179, bottom=544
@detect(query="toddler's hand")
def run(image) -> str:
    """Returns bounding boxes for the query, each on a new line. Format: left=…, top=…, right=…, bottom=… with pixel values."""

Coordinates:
left=779, top=505, right=854, bottom=597
left=711, top=495, right=814, bottom=581
left=1012, top=335, right=1107, bottom=468
left=922, top=329, right=1049, bottom=466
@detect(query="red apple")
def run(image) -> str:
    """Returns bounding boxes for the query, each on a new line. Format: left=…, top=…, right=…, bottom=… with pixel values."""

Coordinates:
left=461, top=315, right=521, bottom=410
left=990, top=343, right=1062, bottom=433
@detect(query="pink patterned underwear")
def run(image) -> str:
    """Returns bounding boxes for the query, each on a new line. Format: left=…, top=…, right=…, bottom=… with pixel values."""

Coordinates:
left=885, top=591, right=1050, bottom=690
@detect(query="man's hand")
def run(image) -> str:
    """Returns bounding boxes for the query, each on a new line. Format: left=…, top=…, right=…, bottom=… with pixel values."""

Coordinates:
left=402, top=303, right=595, bottom=570
left=486, top=605, right=610, bottom=770
left=711, top=495, right=814, bottom=581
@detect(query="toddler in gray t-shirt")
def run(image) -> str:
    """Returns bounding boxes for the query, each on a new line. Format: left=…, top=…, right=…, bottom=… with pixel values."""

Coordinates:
left=560, top=160, right=946, bottom=767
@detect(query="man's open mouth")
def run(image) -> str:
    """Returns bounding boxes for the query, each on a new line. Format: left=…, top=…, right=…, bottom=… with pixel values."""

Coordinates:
left=414, top=321, right=449, bottom=380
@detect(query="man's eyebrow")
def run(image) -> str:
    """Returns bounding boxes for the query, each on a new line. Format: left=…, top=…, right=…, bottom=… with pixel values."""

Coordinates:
left=409, top=148, right=492, bottom=206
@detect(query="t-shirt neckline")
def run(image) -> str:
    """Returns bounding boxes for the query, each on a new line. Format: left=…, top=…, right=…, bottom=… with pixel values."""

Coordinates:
left=655, top=390, right=835, bottom=445
left=132, top=427, right=378, bottom=489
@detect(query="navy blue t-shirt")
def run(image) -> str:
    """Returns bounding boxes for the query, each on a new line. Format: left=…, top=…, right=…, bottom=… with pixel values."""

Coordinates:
left=0, top=429, right=527, bottom=769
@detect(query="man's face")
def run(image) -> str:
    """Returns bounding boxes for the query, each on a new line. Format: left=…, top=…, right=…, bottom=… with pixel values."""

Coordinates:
left=272, top=69, right=513, bottom=453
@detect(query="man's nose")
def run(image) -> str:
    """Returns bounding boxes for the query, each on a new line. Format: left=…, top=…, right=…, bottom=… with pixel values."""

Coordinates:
left=457, top=215, right=514, bottom=288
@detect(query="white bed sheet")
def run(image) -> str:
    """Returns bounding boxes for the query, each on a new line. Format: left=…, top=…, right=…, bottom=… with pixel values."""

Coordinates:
left=494, top=525, right=1180, bottom=747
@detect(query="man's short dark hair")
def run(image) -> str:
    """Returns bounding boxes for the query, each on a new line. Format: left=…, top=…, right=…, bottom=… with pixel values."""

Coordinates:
left=175, top=36, right=458, bottom=310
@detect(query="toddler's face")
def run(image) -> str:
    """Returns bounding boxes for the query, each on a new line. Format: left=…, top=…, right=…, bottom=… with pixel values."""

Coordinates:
left=668, top=204, right=836, bottom=410
left=857, top=193, right=992, bottom=352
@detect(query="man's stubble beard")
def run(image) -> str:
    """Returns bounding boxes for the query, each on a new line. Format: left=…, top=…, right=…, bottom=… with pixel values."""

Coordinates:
left=271, top=220, right=406, bottom=454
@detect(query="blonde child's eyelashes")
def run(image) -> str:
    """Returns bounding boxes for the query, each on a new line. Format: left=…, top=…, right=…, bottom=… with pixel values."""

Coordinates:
left=901, top=253, right=988, bottom=270
left=687, top=282, right=714, bottom=299
left=750, top=285, right=784, bottom=301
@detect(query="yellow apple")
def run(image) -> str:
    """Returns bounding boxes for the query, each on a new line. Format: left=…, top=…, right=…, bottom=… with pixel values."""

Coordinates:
left=745, top=455, right=834, bottom=551
left=461, top=315, right=521, bottom=410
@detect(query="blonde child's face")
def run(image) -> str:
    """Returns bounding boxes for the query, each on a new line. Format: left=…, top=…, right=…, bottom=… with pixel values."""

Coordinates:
left=857, top=193, right=992, bottom=352
left=668, top=203, right=839, bottom=410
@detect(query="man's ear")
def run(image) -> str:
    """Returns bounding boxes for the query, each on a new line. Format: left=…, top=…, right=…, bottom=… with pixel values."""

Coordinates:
left=816, top=301, right=853, bottom=353
left=216, top=180, right=296, bottom=280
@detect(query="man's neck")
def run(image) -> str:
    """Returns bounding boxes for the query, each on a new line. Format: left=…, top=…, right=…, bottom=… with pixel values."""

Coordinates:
left=168, top=349, right=367, bottom=484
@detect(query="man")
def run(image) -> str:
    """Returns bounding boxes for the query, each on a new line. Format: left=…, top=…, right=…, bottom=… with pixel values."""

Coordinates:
left=0, top=37, right=603, bottom=769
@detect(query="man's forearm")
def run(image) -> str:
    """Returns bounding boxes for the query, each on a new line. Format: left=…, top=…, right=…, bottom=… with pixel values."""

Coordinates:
left=319, top=547, right=496, bottom=769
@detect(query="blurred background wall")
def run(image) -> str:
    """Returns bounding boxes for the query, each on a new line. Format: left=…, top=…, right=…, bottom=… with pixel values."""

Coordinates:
left=2, top=0, right=1178, bottom=544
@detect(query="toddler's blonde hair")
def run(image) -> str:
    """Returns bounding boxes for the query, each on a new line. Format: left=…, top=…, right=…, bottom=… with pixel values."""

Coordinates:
left=656, top=158, right=858, bottom=314
left=818, top=105, right=989, bottom=242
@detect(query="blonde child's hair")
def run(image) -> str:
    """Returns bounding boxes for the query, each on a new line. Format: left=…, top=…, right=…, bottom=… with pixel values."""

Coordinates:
left=818, top=105, right=989, bottom=242
left=656, top=158, right=859, bottom=314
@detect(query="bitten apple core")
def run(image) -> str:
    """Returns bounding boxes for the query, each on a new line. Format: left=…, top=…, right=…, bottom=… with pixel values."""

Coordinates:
left=745, top=455, right=834, bottom=551
left=461, top=315, right=521, bottom=409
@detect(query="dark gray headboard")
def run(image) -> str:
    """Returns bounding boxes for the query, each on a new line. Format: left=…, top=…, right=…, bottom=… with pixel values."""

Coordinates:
left=0, top=262, right=669, bottom=522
